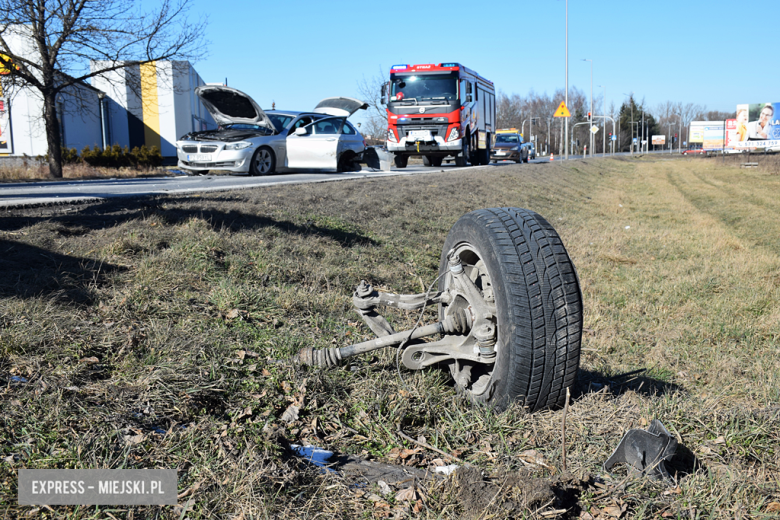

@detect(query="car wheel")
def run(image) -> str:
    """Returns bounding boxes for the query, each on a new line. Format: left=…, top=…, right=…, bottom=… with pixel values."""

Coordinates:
left=455, top=134, right=470, bottom=166
left=337, top=152, right=360, bottom=172
left=438, top=208, right=583, bottom=411
left=394, top=154, right=408, bottom=168
left=250, top=147, right=275, bottom=176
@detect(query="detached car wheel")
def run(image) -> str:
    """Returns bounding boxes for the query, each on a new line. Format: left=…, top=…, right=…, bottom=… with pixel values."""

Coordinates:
left=250, top=147, right=275, bottom=176
left=438, top=208, right=583, bottom=411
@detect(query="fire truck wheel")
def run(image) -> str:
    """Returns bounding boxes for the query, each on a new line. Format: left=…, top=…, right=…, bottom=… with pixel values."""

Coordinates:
left=455, top=135, right=470, bottom=166
left=423, top=155, right=433, bottom=167
left=478, top=135, right=490, bottom=165
left=394, top=154, right=409, bottom=168
left=438, top=208, right=582, bottom=412
left=432, top=156, right=443, bottom=167
left=250, top=147, right=275, bottom=176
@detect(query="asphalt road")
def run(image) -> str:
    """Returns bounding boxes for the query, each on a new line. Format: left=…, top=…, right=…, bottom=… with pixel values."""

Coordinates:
left=0, top=162, right=495, bottom=208
left=0, top=153, right=641, bottom=208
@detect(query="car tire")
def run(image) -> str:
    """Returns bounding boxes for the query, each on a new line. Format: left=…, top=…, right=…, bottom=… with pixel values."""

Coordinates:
left=438, top=208, right=583, bottom=411
left=455, top=134, right=470, bottom=167
left=337, top=151, right=360, bottom=173
left=250, top=147, right=275, bottom=176
left=394, top=154, right=409, bottom=168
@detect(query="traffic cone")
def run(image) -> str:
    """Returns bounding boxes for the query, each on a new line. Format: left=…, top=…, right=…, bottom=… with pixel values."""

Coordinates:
left=550, top=153, right=554, bottom=161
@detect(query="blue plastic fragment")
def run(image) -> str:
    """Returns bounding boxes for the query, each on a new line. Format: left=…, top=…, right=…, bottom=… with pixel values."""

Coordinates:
left=10, top=376, right=28, bottom=383
left=290, top=444, right=336, bottom=473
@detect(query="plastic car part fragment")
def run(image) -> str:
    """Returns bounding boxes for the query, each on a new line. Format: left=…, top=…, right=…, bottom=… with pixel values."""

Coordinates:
left=603, top=419, right=678, bottom=482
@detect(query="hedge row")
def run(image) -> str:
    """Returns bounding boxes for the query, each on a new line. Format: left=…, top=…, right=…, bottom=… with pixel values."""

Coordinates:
left=54, top=144, right=163, bottom=168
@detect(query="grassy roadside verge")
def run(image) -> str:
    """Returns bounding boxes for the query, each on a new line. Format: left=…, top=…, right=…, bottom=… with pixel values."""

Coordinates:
left=1, top=155, right=779, bottom=518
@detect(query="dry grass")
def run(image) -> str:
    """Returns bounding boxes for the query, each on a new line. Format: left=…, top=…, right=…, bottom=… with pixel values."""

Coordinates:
left=1, top=155, right=779, bottom=519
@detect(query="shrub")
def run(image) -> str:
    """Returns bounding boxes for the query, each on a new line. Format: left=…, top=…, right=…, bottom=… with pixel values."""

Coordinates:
left=79, top=144, right=162, bottom=169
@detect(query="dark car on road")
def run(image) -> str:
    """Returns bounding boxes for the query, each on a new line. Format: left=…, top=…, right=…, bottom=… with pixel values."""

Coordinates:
left=491, top=130, right=528, bottom=163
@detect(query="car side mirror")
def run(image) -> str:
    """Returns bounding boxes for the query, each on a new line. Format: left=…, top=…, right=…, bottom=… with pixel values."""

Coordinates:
left=294, top=127, right=308, bottom=136
left=380, top=83, right=388, bottom=105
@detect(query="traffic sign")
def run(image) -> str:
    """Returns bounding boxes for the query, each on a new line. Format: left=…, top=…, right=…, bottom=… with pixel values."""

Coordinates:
left=590, top=125, right=599, bottom=135
left=553, top=101, right=571, bottom=118
left=611, top=135, right=617, bottom=141
left=632, top=137, right=638, bottom=144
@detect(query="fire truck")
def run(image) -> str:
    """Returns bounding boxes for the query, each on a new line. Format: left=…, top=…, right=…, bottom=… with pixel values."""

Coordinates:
left=381, top=63, right=496, bottom=168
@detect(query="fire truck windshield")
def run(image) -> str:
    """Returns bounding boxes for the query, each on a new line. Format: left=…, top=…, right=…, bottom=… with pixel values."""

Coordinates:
left=390, top=73, right=457, bottom=102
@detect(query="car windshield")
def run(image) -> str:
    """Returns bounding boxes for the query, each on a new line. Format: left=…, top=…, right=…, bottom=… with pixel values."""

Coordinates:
left=267, top=114, right=295, bottom=133
left=391, top=73, right=457, bottom=101
left=220, top=123, right=273, bottom=134
left=496, top=135, right=520, bottom=144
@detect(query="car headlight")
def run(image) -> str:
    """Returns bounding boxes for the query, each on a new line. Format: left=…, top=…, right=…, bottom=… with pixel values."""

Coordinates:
left=224, top=141, right=253, bottom=151
left=387, top=129, right=397, bottom=143
left=447, top=127, right=459, bottom=142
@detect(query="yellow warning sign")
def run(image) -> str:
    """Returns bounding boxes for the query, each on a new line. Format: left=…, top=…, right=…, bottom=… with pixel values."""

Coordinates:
left=553, top=101, right=571, bottom=118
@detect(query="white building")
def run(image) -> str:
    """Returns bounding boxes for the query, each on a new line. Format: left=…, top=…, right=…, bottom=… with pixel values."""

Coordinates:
left=0, top=25, right=214, bottom=161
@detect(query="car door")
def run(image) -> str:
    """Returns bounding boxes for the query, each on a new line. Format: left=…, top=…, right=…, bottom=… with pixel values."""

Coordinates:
left=286, top=116, right=343, bottom=170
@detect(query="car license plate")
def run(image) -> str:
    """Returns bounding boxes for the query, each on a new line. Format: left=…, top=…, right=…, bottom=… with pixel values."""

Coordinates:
left=496, top=150, right=505, bottom=155
left=187, top=154, right=211, bottom=162
left=407, top=130, right=432, bottom=142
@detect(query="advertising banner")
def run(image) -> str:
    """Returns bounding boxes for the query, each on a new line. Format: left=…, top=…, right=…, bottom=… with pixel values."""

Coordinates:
left=703, top=123, right=724, bottom=151
left=0, top=98, right=12, bottom=153
left=652, top=135, right=666, bottom=145
left=729, top=102, right=780, bottom=151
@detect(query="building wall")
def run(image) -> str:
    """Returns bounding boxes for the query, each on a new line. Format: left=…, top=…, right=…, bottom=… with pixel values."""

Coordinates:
left=91, top=60, right=215, bottom=157
left=1, top=25, right=103, bottom=157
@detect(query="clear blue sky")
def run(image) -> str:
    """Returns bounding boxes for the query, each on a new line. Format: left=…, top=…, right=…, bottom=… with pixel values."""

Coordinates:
left=175, top=0, right=779, bottom=125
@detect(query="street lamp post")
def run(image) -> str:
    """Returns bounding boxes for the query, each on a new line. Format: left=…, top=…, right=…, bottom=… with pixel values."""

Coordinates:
left=583, top=59, right=593, bottom=157
left=565, top=0, right=569, bottom=161
left=598, top=84, right=606, bottom=157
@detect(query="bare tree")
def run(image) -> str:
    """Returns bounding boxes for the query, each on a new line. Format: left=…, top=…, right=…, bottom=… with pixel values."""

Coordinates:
left=0, top=0, right=206, bottom=177
left=355, top=68, right=388, bottom=144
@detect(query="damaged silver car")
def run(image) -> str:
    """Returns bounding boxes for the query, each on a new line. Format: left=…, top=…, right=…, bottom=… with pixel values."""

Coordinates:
left=176, top=86, right=368, bottom=175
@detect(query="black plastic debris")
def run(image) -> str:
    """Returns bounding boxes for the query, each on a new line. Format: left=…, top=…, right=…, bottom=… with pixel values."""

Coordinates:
left=604, top=419, right=678, bottom=482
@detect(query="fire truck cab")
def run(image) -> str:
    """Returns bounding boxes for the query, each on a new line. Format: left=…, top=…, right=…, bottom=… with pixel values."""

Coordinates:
left=381, top=63, right=496, bottom=168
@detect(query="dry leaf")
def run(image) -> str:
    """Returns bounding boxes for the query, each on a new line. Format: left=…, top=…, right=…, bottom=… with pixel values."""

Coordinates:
left=226, top=309, right=241, bottom=319
left=395, top=487, right=416, bottom=502
left=281, top=404, right=300, bottom=424
left=236, top=350, right=246, bottom=360
left=767, top=502, right=780, bottom=513
left=399, top=448, right=421, bottom=459
left=714, top=436, right=726, bottom=445
left=519, top=449, right=549, bottom=467
left=123, top=434, right=145, bottom=445
left=79, top=357, right=99, bottom=364
left=601, top=505, right=624, bottom=518
left=377, top=480, right=392, bottom=495
left=261, top=369, right=271, bottom=376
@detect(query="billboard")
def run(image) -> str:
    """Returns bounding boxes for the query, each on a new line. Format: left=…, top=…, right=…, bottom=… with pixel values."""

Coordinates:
left=728, top=102, right=780, bottom=151
left=652, top=135, right=666, bottom=145
left=0, top=98, right=12, bottom=154
left=703, top=123, right=724, bottom=151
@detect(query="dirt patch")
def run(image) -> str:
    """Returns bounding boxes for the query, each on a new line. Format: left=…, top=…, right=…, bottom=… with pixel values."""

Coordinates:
left=451, top=467, right=586, bottom=518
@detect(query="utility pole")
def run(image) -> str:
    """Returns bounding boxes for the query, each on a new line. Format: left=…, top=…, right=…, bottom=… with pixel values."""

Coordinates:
left=564, top=0, right=569, bottom=161
left=583, top=59, right=593, bottom=157
left=599, top=84, right=606, bottom=157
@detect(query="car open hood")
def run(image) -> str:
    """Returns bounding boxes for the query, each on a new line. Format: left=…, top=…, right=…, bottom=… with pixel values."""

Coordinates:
left=312, top=97, right=368, bottom=117
left=195, top=85, right=274, bottom=130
